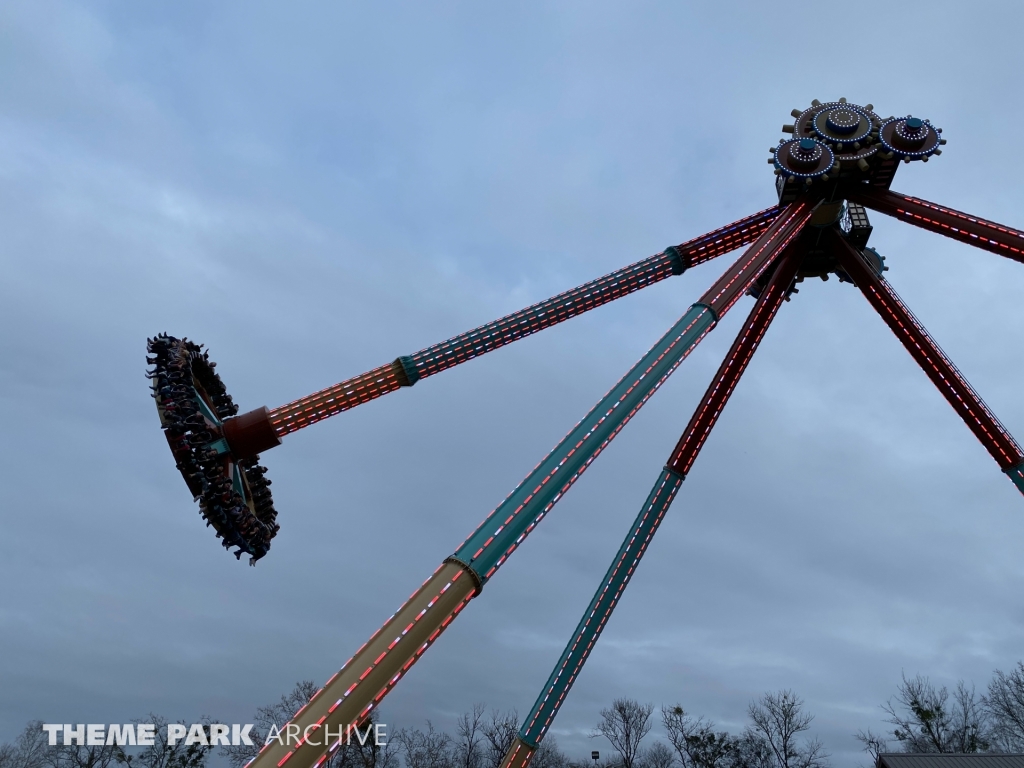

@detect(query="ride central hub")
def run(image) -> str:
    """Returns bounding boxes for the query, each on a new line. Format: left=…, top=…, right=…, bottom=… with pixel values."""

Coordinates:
left=772, top=98, right=945, bottom=204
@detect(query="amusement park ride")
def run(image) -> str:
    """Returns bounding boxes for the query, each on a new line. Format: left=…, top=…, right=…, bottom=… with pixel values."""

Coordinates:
left=147, top=98, right=1024, bottom=768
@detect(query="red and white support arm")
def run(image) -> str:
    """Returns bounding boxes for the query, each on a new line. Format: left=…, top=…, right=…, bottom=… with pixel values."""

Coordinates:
left=833, top=232, right=1024, bottom=491
left=241, top=200, right=814, bottom=768
left=850, top=188, right=1024, bottom=264
left=500, top=242, right=805, bottom=768
left=220, top=208, right=784, bottom=457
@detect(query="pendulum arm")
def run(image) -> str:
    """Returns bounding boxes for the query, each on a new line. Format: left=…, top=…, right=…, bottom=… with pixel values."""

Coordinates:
left=151, top=206, right=780, bottom=562
left=244, top=200, right=814, bottom=768
left=833, top=233, right=1024, bottom=492
left=849, top=188, right=1024, bottom=264
left=148, top=207, right=781, bottom=563
left=218, top=207, right=783, bottom=457
left=499, top=243, right=805, bottom=768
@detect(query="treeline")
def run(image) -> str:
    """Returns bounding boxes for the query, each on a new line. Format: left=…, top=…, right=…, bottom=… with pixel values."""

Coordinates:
left=3, top=662, right=1023, bottom=768
left=857, top=664, right=1024, bottom=756
left=589, top=692, right=827, bottom=768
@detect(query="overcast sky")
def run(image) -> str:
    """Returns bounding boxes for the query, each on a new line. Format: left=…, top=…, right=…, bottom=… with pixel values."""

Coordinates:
left=3, top=2, right=1024, bottom=767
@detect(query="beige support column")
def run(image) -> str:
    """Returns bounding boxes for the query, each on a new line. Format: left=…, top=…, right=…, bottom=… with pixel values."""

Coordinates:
left=250, top=560, right=479, bottom=768
left=498, top=737, right=536, bottom=768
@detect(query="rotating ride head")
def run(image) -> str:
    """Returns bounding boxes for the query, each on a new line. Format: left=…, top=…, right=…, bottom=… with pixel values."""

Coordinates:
left=147, top=334, right=280, bottom=564
left=773, top=98, right=944, bottom=202
left=877, top=115, right=944, bottom=161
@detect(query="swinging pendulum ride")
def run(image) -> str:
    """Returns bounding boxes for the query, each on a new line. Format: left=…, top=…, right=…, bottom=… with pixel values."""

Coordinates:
left=145, top=97, right=1024, bottom=768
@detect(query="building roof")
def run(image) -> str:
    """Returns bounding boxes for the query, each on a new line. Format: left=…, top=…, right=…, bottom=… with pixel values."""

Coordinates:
left=878, top=755, right=1024, bottom=768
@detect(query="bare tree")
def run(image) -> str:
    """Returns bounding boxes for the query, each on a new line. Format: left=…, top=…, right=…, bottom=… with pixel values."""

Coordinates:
left=732, top=735, right=774, bottom=768
left=40, top=726, right=123, bottom=768
left=746, top=691, right=827, bottom=768
left=114, top=716, right=215, bottom=768
left=637, top=742, right=674, bottom=768
left=853, top=730, right=888, bottom=766
left=480, top=710, right=519, bottom=768
left=661, top=706, right=737, bottom=768
left=0, top=717, right=216, bottom=768
left=985, top=662, right=1024, bottom=751
left=0, top=722, right=49, bottom=768
left=454, top=705, right=486, bottom=768
left=345, top=718, right=399, bottom=768
left=592, top=700, right=654, bottom=768
left=882, top=674, right=990, bottom=753
left=223, top=680, right=320, bottom=768
left=529, top=740, right=567, bottom=768
left=396, top=723, right=453, bottom=768
left=220, top=679, right=394, bottom=768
